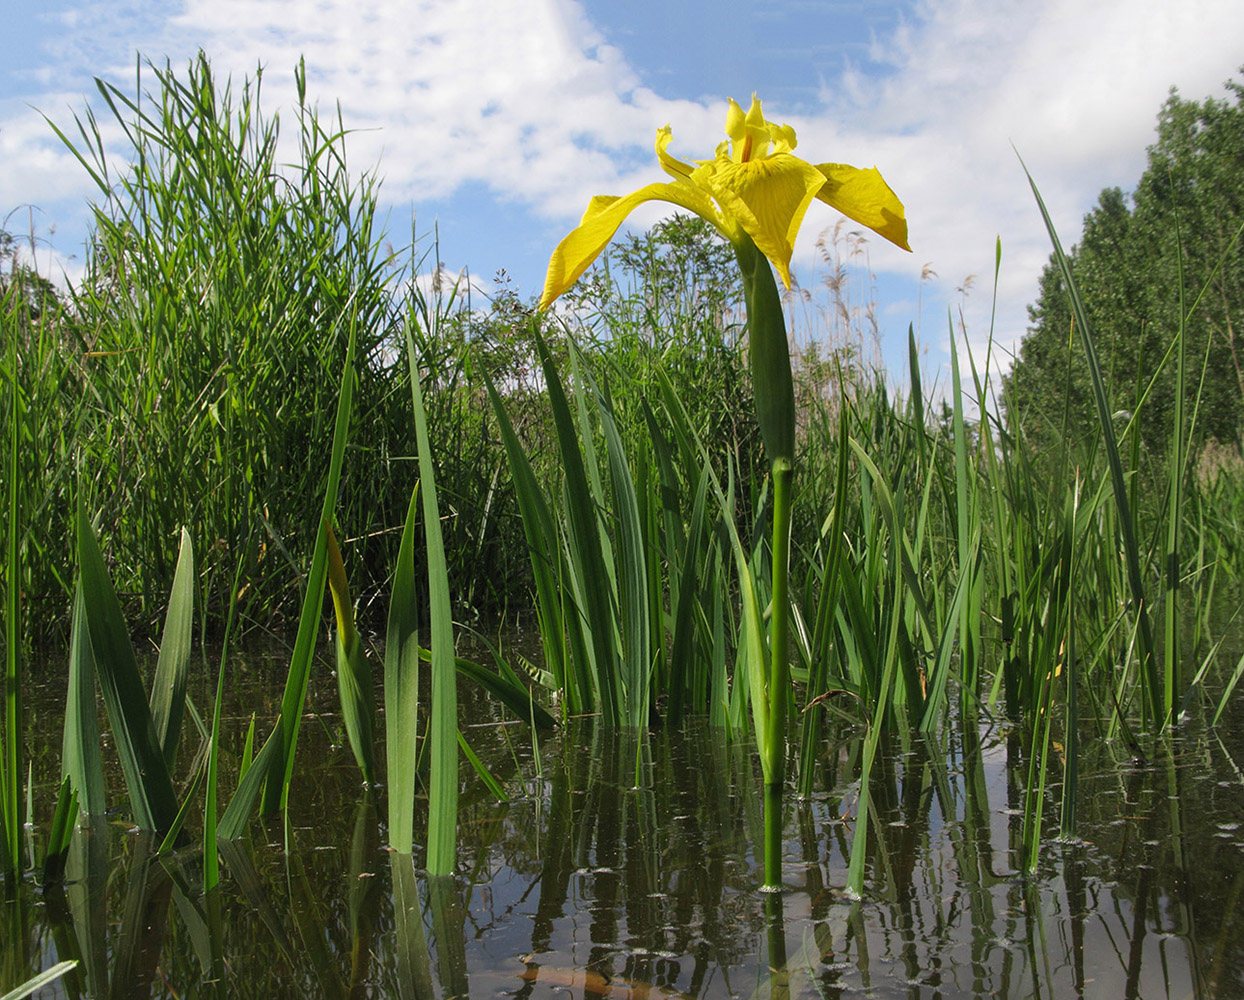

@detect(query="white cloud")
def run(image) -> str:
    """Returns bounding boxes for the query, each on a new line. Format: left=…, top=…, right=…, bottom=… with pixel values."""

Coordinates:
left=0, top=99, right=98, bottom=206
left=164, top=0, right=721, bottom=216
left=4, top=0, right=718, bottom=280
left=5, top=1, right=708, bottom=221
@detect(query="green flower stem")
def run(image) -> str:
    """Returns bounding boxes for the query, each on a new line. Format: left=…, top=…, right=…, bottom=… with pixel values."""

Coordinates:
left=765, top=458, right=793, bottom=887
left=734, top=236, right=795, bottom=466
left=733, top=232, right=796, bottom=890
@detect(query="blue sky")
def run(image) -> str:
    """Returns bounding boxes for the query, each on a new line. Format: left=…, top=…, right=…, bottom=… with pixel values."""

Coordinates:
left=4, top=0, right=1244, bottom=389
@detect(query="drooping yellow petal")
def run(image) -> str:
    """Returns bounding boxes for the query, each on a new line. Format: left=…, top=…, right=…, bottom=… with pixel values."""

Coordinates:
left=540, top=180, right=722, bottom=309
left=814, top=162, right=910, bottom=252
left=700, top=152, right=829, bottom=288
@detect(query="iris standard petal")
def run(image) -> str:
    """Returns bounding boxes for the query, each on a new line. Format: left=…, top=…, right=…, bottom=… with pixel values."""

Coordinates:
left=814, top=162, right=911, bottom=252
left=767, top=121, right=798, bottom=156
left=702, top=153, right=829, bottom=287
left=725, top=95, right=773, bottom=164
left=540, top=181, right=722, bottom=309
left=724, top=97, right=747, bottom=149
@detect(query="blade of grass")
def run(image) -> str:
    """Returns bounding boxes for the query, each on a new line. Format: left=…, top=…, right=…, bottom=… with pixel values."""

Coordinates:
left=76, top=500, right=180, bottom=834
left=667, top=463, right=711, bottom=726
left=3, top=303, right=20, bottom=877
left=1163, top=214, right=1187, bottom=722
left=947, top=317, right=980, bottom=704
left=63, top=583, right=106, bottom=818
left=273, top=320, right=359, bottom=820
left=0, top=961, right=79, bottom=1000
left=797, top=401, right=852, bottom=796
left=593, top=377, right=652, bottom=727
left=918, top=529, right=980, bottom=732
left=41, top=776, right=78, bottom=884
left=205, top=551, right=245, bottom=891
left=325, top=518, right=376, bottom=784
left=482, top=372, right=577, bottom=713
left=1020, top=156, right=1160, bottom=723
left=390, top=854, right=436, bottom=1000
left=845, top=530, right=904, bottom=899
left=406, top=322, right=457, bottom=876
left=385, top=484, right=421, bottom=853
left=149, top=527, right=195, bottom=772
left=534, top=326, right=620, bottom=724
left=438, top=651, right=556, bottom=730
left=457, top=730, right=507, bottom=802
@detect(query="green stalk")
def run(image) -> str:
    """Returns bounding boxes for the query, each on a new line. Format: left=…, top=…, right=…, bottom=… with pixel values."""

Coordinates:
left=733, top=232, right=795, bottom=890
left=733, top=237, right=795, bottom=466
left=384, top=486, right=421, bottom=853
left=1163, top=219, right=1187, bottom=723
left=205, top=554, right=244, bottom=892
left=406, top=325, right=457, bottom=876
left=764, top=458, right=793, bottom=887
left=3, top=301, right=20, bottom=878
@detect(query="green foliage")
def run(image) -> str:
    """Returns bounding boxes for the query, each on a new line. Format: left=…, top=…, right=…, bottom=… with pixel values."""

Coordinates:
left=1, top=227, right=79, bottom=653
left=3, top=237, right=24, bottom=877
left=46, top=53, right=395, bottom=629
left=9, top=51, right=1244, bottom=923
left=74, top=502, right=181, bottom=834
left=384, top=486, right=422, bottom=853
left=1009, top=74, right=1244, bottom=465
left=405, top=316, right=458, bottom=875
left=0, top=961, right=78, bottom=1000
left=556, top=214, right=764, bottom=491
left=0, top=229, right=61, bottom=321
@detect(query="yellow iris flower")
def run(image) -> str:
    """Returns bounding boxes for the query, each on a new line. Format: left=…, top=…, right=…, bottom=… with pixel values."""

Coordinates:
left=540, top=94, right=909, bottom=309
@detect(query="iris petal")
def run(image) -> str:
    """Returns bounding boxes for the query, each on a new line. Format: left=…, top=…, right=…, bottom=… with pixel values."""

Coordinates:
left=702, top=153, right=829, bottom=288
left=539, top=181, right=723, bottom=309
left=655, top=126, right=696, bottom=182
left=814, top=162, right=911, bottom=252
left=539, top=97, right=910, bottom=311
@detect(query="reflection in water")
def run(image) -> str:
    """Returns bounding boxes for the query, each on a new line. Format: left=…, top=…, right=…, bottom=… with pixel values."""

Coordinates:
left=7, top=695, right=1244, bottom=998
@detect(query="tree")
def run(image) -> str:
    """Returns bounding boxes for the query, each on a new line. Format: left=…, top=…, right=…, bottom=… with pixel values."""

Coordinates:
left=1008, top=74, right=1244, bottom=464
left=0, top=229, right=62, bottom=321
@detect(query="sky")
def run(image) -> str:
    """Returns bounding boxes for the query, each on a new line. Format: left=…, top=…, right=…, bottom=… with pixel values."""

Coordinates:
left=3, top=0, right=1243, bottom=392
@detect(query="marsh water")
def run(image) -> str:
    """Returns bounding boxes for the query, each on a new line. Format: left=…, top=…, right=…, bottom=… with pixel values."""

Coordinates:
left=5, top=648, right=1244, bottom=999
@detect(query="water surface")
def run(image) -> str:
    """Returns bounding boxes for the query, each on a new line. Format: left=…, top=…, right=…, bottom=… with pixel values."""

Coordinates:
left=6, top=654, right=1244, bottom=998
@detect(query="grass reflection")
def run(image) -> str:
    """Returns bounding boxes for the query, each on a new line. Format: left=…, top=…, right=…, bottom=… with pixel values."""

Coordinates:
left=7, top=688, right=1244, bottom=997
